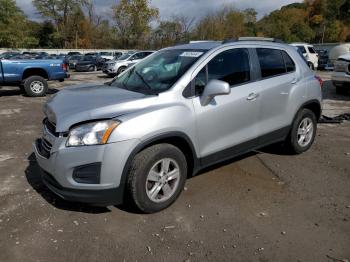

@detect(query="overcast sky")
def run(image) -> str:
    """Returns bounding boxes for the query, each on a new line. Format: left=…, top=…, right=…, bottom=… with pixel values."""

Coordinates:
left=16, top=0, right=302, bottom=21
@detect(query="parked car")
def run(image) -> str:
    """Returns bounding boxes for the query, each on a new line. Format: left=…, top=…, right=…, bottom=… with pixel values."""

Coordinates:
left=68, top=55, right=83, bottom=69
left=291, top=43, right=319, bottom=70
left=0, top=51, right=21, bottom=59
left=75, top=56, right=104, bottom=72
left=316, top=49, right=329, bottom=70
left=0, top=58, right=69, bottom=96
left=332, top=54, right=350, bottom=94
left=34, top=38, right=322, bottom=213
left=98, top=52, right=115, bottom=61
left=67, top=51, right=81, bottom=56
left=102, top=51, right=154, bottom=77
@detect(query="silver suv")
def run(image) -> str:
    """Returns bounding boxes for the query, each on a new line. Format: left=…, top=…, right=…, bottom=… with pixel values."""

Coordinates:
left=34, top=39, right=323, bottom=213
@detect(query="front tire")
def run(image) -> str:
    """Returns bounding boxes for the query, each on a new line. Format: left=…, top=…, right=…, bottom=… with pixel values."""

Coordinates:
left=117, top=66, right=127, bottom=75
left=286, top=109, right=317, bottom=154
left=127, top=144, right=187, bottom=213
left=23, top=76, right=48, bottom=97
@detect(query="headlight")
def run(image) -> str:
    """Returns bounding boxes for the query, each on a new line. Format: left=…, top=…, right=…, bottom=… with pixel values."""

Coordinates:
left=66, top=120, right=120, bottom=147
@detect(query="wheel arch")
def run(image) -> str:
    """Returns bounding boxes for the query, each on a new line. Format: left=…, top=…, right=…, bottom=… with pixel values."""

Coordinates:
left=118, top=132, right=199, bottom=203
left=300, top=99, right=322, bottom=121
left=22, top=68, right=49, bottom=80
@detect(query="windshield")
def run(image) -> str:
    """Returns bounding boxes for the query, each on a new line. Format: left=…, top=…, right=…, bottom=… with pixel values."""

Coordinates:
left=118, top=53, right=132, bottom=60
left=110, top=49, right=206, bottom=95
left=71, top=55, right=82, bottom=60
left=100, top=52, right=112, bottom=56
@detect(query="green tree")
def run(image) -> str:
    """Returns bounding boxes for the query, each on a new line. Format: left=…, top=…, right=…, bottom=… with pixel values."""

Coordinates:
left=112, top=0, right=159, bottom=48
left=32, top=0, right=88, bottom=47
left=0, top=0, right=38, bottom=48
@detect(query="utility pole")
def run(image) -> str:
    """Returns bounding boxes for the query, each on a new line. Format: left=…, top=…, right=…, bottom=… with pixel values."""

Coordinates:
left=321, top=24, right=326, bottom=44
left=75, top=31, right=78, bottom=49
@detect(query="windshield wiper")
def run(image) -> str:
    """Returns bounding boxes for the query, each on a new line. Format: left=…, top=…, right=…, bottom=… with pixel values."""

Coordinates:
left=134, top=70, right=152, bottom=90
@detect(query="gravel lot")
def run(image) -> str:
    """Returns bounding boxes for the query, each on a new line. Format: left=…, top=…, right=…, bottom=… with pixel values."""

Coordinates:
left=0, top=71, right=349, bottom=262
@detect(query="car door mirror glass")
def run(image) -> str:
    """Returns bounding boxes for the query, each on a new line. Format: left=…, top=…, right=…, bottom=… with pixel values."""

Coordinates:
left=200, top=79, right=230, bottom=106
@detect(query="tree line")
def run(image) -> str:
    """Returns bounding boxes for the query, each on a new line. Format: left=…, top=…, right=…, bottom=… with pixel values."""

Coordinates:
left=0, top=0, right=349, bottom=50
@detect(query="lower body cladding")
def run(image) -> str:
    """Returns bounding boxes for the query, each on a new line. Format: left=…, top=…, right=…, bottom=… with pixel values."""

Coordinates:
left=33, top=138, right=139, bottom=206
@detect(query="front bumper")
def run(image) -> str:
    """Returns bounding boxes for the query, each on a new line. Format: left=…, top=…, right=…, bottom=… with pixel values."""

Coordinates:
left=33, top=137, right=138, bottom=205
left=102, top=66, right=117, bottom=74
left=75, top=65, right=92, bottom=72
left=332, top=71, right=350, bottom=86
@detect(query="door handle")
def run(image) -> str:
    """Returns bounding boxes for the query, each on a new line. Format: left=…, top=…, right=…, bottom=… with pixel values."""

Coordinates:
left=247, top=93, right=260, bottom=101
left=291, top=78, right=298, bottom=84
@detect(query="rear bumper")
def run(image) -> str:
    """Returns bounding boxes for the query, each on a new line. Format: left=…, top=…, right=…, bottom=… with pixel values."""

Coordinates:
left=50, top=72, right=70, bottom=81
left=332, top=71, right=350, bottom=85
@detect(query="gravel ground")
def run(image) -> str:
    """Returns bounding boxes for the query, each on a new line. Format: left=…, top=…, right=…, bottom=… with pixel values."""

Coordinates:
left=0, top=71, right=349, bottom=262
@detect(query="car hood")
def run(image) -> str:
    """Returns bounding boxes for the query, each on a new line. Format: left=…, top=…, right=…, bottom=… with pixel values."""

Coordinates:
left=338, top=53, right=350, bottom=61
left=43, top=84, right=152, bottom=132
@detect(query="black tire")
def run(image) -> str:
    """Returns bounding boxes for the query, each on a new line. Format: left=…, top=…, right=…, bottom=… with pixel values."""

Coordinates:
left=23, top=76, right=48, bottom=97
left=88, top=66, right=96, bottom=72
left=285, top=109, right=317, bottom=154
left=127, top=144, right=187, bottom=213
left=19, top=85, right=25, bottom=94
left=336, top=85, right=347, bottom=95
left=117, top=66, right=127, bottom=75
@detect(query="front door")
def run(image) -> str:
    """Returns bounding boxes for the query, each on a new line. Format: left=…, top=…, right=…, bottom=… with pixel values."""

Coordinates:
left=192, top=48, right=261, bottom=163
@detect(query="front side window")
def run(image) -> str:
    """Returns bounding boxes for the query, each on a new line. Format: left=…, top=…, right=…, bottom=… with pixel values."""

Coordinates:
left=111, top=49, right=205, bottom=95
left=194, top=48, right=251, bottom=95
left=257, top=48, right=286, bottom=78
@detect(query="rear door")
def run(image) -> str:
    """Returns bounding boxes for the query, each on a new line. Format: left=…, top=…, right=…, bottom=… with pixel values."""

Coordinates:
left=192, top=48, right=261, bottom=161
left=254, top=48, right=297, bottom=143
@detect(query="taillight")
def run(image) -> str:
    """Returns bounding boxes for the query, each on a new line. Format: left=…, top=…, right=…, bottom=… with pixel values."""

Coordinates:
left=61, top=63, right=68, bottom=71
left=315, top=75, right=323, bottom=88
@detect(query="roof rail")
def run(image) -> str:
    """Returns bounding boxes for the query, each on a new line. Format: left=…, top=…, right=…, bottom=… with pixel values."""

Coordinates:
left=222, top=37, right=285, bottom=44
left=238, top=37, right=285, bottom=43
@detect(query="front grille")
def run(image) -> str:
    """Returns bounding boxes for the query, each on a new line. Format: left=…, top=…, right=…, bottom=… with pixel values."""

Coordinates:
left=43, top=118, right=59, bottom=137
left=36, top=138, right=52, bottom=159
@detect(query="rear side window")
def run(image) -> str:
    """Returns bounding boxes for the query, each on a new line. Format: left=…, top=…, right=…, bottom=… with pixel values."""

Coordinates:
left=257, top=48, right=286, bottom=78
left=308, top=47, right=316, bottom=54
left=282, top=51, right=296, bottom=72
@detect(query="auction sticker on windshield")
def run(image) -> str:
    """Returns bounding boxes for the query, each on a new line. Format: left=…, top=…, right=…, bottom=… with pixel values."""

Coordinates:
left=180, top=52, right=203, bottom=58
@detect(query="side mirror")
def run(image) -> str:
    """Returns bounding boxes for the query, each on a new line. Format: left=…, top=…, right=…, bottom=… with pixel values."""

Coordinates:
left=200, top=79, right=230, bottom=106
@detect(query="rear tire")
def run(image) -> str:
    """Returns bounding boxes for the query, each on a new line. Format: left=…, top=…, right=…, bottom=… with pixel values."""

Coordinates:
left=23, top=76, right=48, bottom=97
left=336, top=85, right=347, bottom=95
left=285, top=109, right=317, bottom=154
left=127, top=144, right=187, bottom=213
